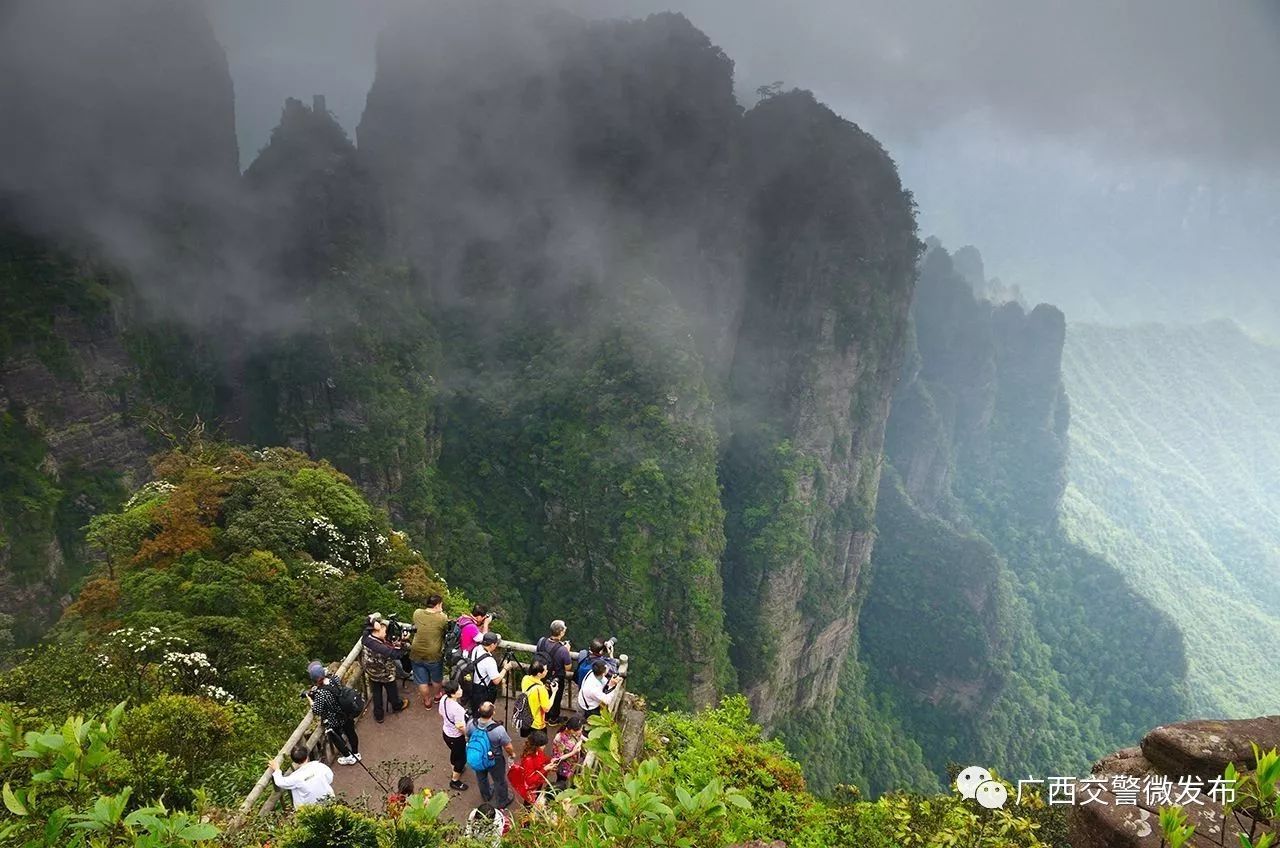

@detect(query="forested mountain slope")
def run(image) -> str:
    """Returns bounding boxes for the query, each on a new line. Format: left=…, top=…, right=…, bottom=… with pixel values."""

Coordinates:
left=1062, top=321, right=1280, bottom=716
left=849, top=245, right=1189, bottom=794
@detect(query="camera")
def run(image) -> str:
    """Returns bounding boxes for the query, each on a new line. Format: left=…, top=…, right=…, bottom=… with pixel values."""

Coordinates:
left=603, top=636, right=618, bottom=656
left=386, top=616, right=417, bottom=643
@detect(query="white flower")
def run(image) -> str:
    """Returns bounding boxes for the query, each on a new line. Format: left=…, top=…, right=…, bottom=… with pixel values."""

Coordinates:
left=124, top=481, right=176, bottom=509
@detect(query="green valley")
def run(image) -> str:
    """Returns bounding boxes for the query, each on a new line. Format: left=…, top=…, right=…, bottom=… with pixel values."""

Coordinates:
left=1062, top=321, right=1280, bottom=717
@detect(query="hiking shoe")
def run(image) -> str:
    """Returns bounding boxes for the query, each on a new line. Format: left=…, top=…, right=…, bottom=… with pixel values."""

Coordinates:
left=337, top=755, right=357, bottom=765
left=449, top=780, right=469, bottom=791
left=398, top=698, right=410, bottom=711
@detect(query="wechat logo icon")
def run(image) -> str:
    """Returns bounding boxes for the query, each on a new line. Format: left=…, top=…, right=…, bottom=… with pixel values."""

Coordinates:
left=955, top=765, right=1008, bottom=809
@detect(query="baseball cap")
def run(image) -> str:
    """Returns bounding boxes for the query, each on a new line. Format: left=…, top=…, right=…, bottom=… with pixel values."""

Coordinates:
left=480, top=632, right=501, bottom=646
left=307, top=661, right=326, bottom=681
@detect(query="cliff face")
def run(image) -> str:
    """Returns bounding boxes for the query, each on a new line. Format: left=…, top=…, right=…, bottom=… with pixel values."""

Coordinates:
left=857, top=244, right=1188, bottom=788
left=0, top=227, right=145, bottom=644
left=0, top=0, right=239, bottom=647
left=356, top=6, right=920, bottom=712
left=356, top=5, right=752, bottom=707
left=720, top=91, right=921, bottom=726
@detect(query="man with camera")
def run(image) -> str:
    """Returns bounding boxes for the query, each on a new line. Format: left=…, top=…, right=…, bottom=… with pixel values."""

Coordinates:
left=468, top=632, right=517, bottom=714
left=535, top=619, right=573, bottom=725
left=573, top=636, right=620, bottom=687
left=576, top=658, right=624, bottom=719
left=362, top=613, right=411, bottom=723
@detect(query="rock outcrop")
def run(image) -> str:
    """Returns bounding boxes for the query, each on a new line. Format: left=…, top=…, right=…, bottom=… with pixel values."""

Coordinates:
left=1070, top=715, right=1280, bottom=848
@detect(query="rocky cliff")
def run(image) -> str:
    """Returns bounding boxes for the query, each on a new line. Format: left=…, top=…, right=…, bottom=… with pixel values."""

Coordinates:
left=855, top=243, right=1188, bottom=791
left=0, top=0, right=240, bottom=647
left=720, top=90, right=920, bottom=726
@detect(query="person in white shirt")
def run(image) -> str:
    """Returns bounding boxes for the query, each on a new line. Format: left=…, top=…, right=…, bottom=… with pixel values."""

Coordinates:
left=576, top=659, right=622, bottom=718
left=468, top=632, right=516, bottom=713
left=270, top=744, right=335, bottom=809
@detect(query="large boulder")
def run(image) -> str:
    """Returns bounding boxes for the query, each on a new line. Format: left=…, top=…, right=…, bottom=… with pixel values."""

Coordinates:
left=1070, top=715, right=1280, bottom=848
left=1141, top=716, right=1280, bottom=781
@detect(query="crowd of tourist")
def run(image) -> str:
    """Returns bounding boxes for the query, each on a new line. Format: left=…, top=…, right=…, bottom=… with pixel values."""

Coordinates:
left=274, top=597, right=626, bottom=816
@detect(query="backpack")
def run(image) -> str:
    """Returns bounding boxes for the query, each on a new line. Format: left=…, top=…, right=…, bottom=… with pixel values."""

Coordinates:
left=466, top=723, right=496, bottom=772
left=574, top=651, right=619, bottom=686
left=511, top=685, right=535, bottom=735
left=335, top=681, right=365, bottom=718
left=533, top=637, right=559, bottom=675
left=442, top=618, right=461, bottom=666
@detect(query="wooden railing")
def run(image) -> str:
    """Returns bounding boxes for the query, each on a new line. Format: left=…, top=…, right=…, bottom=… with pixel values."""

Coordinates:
left=228, top=635, right=631, bottom=832
left=228, top=636, right=366, bottom=832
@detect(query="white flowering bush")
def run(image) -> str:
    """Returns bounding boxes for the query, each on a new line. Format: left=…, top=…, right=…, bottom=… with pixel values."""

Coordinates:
left=123, top=479, right=175, bottom=510
left=98, top=627, right=232, bottom=703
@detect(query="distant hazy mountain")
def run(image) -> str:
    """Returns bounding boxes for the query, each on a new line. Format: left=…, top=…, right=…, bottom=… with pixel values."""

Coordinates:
left=1062, top=320, right=1280, bottom=716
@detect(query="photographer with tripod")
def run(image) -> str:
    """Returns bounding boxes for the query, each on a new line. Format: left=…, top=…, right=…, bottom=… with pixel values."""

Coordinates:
left=362, top=613, right=411, bottom=723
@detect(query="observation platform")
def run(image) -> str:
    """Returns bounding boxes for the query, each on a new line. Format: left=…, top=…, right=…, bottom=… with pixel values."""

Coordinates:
left=232, top=637, right=631, bottom=830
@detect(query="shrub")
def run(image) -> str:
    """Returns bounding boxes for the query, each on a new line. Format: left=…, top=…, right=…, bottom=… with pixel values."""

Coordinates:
left=277, top=803, right=381, bottom=848
left=117, top=695, right=241, bottom=793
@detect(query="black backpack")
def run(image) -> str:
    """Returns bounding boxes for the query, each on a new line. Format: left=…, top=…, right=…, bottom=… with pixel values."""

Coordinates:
left=511, top=687, right=534, bottom=735
left=442, top=619, right=461, bottom=666
left=533, top=637, right=558, bottom=675
left=334, top=681, right=365, bottom=718
left=451, top=645, right=486, bottom=686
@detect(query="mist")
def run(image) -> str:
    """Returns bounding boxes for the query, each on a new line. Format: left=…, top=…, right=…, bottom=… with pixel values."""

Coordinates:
left=207, top=0, right=1280, bottom=337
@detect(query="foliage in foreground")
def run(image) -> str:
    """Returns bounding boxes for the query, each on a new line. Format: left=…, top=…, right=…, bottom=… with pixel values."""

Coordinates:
left=0, top=702, right=219, bottom=848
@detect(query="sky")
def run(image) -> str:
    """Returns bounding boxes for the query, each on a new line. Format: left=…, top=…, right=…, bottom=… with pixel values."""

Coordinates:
left=207, top=0, right=1280, bottom=337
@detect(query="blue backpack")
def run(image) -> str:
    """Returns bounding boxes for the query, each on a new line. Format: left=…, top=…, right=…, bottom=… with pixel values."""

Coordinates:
left=574, top=651, right=619, bottom=686
left=466, top=723, right=495, bottom=773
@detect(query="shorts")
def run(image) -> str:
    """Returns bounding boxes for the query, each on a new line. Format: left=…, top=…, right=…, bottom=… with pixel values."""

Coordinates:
left=412, top=660, right=443, bottom=685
